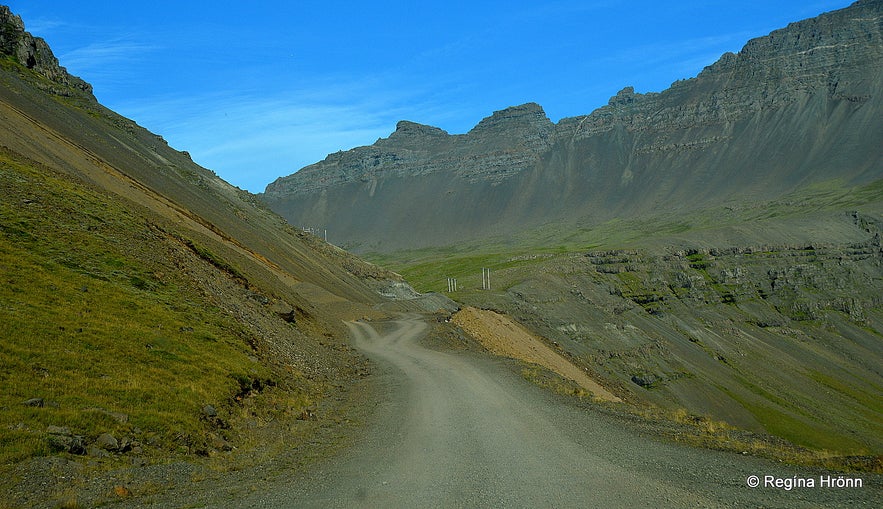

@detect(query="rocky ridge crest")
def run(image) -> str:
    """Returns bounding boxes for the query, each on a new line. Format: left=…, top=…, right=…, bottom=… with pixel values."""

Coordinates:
left=265, top=102, right=555, bottom=197
left=558, top=0, right=883, bottom=140
left=264, top=0, right=881, bottom=201
left=0, top=5, right=93, bottom=97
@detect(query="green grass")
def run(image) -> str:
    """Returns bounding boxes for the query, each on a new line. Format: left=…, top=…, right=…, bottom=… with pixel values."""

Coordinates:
left=369, top=247, right=540, bottom=294
left=808, top=370, right=883, bottom=416
left=717, top=376, right=870, bottom=454
left=0, top=150, right=309, bottom=464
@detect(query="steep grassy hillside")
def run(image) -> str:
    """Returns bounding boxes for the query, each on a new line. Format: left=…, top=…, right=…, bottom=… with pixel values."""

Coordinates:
left=1, top=148, right=305, bottom=462
left=0, top=8, right=406, bottom=505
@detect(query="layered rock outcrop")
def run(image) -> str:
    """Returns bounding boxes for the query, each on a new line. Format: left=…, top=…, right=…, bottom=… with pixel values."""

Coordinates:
left=267, top=102, right=555, bottom=199
left=262, top=0, right=882, bottom=252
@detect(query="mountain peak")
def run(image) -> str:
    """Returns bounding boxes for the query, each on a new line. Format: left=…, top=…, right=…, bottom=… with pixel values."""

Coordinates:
left=467, top=103, right=555, bottom=154
left=0, top=6, right=93, bottom=98
left=370, top=120, right=451, bottom=152
left=470, top=102, right=552, bottom=134
left=393, top=120, right=448, bottom=135
left=607, top=86, right=649, bottom=107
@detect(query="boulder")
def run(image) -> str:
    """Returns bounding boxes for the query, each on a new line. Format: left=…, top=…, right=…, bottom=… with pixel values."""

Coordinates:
left=47, top=432, right=86, bottom=455
left=95, top=432, right=118, bottom=451
left=270, top=301, right=296, bottom=323
left=630, top=374, right=659, bottom=388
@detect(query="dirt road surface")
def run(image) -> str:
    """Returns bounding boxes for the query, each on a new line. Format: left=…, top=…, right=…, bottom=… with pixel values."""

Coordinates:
left=237, top=315, right=880, bottom=508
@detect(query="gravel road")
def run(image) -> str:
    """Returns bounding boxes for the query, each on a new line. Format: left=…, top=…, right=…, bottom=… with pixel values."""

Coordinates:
left=237, top=314, right=881, bottom=508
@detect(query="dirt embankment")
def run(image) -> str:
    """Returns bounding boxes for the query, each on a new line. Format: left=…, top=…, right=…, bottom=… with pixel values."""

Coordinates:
left=452, top=307, right=621, bottom=402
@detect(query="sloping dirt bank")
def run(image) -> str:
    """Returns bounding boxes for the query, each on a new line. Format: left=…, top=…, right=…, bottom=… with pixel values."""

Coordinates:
left=453, top=306, right=621, bottom=402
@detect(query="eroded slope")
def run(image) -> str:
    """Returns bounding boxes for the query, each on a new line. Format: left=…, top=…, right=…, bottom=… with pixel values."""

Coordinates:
left=0, top=7, right=408, bottom=506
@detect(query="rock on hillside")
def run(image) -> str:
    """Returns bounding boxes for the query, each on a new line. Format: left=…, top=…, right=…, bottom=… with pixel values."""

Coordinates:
left=0, top=5, right=93, bottom=96
left=261, top=0, right=883, bottom=253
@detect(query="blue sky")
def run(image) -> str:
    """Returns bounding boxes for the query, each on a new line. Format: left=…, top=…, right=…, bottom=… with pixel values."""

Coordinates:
left=8, top=1, right=853, bottom=192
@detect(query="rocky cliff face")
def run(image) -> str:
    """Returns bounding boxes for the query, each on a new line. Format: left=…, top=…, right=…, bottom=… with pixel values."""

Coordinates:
left=267, top=102, right=554, bottom=198
left=0, top=6, right=93, bottom=97
left=557, top=0, right=882, bottom=139
left=262, top=0, right=883, bottom=253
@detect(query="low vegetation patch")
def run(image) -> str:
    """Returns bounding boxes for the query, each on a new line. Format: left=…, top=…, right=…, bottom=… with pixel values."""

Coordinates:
left=635, top=405, right=882, bottom=474
left=519, top=360, right=882, bottom=473
left=0, top=151, right=311, bottom=467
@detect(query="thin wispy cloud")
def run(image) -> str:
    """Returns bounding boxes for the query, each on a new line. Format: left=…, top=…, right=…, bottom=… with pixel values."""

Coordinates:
left=605, top=33, right=749, bottom=69
left=115, top=84, right=442, bottom=192
left=14, top=14, right=159, bottom=80
left=590, top=32, right=752, bottom=92
left=59, top=40, right=160, bottom=73
left=19, top=17, right=67, bottom=35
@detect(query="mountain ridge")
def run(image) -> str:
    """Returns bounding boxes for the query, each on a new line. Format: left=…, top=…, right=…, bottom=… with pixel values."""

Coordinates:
left=262, top=0, right=882, bottom=253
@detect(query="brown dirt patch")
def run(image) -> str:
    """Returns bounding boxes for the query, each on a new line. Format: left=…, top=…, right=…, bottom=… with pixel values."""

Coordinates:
left=452, top=307, right=621, bottom=402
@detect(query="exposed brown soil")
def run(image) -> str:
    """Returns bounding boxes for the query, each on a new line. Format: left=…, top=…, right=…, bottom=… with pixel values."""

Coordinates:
left=453, top=306, right=621, bottom=402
